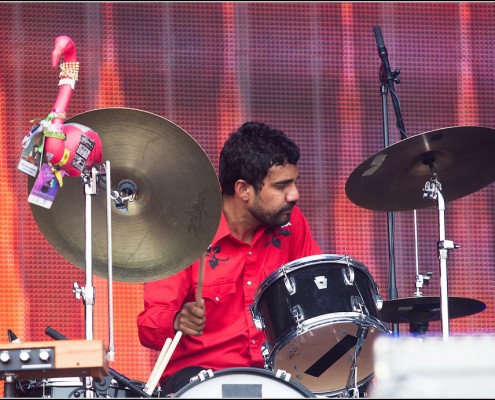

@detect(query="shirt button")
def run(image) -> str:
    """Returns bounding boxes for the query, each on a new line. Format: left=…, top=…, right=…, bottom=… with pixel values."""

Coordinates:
left=247, top=281, right=252, bottom=285
left=252, top=340, right=256, bottom=344
left=248, top=251, right=252, bottom=255
left=215, top=296, right=219, bottom=301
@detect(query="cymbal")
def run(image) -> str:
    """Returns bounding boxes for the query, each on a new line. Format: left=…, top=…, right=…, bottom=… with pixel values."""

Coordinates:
left=345, top=126, right=495, bottom=211
left=28, top=108, right=222, bottom=282
left=379, top=296, right=486, bottom=324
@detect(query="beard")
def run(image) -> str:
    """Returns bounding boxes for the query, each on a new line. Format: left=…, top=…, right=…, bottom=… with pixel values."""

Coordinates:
left=249, top=200, right=295, bottom=227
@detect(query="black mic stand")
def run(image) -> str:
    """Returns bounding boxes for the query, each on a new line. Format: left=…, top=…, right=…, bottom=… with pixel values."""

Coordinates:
left=379, top=67, right=399, bottom=337
left=373, top=26, right=409, bottom=337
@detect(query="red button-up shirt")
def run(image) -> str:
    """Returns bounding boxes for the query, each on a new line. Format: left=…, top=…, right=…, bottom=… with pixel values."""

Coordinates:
left=137, top=205, right=322, bottom=382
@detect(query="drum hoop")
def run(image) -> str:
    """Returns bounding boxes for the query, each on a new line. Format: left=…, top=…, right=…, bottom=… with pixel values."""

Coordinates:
left=265, top=314, right=389, bottom=396
left=253, top=254, right=379, bottom=311
left=173, top=367, right=315, bottom=397
left=299, top=313, right=391, bottom=336
left=266, top=313, right=391, bottom=365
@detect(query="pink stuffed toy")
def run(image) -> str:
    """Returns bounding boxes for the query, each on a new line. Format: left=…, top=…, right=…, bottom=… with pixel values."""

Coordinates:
left=43, top=35, right=102, bottom=180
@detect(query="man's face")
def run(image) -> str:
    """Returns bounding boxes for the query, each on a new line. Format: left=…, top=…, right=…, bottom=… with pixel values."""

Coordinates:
left=248, top=163, right=300, bottom=227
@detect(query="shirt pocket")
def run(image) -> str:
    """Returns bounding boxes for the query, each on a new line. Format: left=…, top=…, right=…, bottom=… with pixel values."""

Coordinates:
left=201, top=280, right=236, bottom=304
left=203, top=281, right=239, bottom=329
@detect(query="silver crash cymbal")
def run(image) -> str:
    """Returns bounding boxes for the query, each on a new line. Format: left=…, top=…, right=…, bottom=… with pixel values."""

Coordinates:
left=28, top=107, right=222, bottom=283
left=345, top=126, right=495, bottom=211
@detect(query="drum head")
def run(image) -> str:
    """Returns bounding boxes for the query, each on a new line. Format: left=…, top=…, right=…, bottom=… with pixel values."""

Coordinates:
left=173, top=367, right=315, bottom=398
left=268, top=316, right=388, bottom=396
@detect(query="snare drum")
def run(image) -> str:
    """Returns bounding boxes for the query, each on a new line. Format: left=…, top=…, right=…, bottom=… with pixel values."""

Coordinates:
left=173, top=367, right=315, bottom=398
left=250, top=254, right=391, bottom=397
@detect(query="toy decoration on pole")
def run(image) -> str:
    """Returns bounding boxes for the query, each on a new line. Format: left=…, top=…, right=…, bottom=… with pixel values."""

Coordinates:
left=44, top=35, right=102, bottom=179
left=19, top=35, right=103, bottom=208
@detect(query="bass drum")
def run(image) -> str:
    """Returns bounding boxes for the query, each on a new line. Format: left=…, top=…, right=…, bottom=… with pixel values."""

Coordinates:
left=173, top=367, right=315, bottom=398
left=251, top=254, right=391, bottom=397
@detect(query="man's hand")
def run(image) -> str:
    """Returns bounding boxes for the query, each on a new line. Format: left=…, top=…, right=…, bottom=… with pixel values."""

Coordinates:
left=173, top=299, right=205, bottom=336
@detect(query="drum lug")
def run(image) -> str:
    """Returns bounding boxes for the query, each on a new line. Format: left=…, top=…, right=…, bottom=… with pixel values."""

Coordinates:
left=250, top=304, right=264, bottom=330
left=292, top=304, right=305, bottom=329
left=342, top=264, right=355, bottom=286
left=283, top=268, right=296, bottom=295
left=275, top=369, right=292, bottom=382
left=261, top=341, right=271, bottom=365
left=190, top=369, right=214, bottom=383
left=351, top=295, right=368, bottom=315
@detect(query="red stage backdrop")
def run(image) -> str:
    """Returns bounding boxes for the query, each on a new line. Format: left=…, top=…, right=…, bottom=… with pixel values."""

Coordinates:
left=1, top=2, right=494, bottom=392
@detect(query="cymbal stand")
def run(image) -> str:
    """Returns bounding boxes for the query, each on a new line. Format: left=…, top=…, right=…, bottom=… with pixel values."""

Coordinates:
left=72, top=162, right=116, bottom=346
left=72, top=164, right=106, bottom=397
left=408, top=269, right=432, bottom=337
left=105, top=161, right=115, bottom=363
left=422, top=170, right=460, bottom=340
left=72, top=165, right=102, bottom=340
left=413, top=270, right=432, bottom=298
left=412, top=209, right=433, bottom=302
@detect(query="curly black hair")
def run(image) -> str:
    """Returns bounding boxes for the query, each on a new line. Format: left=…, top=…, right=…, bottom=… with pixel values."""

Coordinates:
left=219, top=122, right=300, bottom=196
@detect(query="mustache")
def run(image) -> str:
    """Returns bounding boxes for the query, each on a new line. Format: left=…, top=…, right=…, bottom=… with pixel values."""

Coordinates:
left=280, top=202, right=296, bottom=213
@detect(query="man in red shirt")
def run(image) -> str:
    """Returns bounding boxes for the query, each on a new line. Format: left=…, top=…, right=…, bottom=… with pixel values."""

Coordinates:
left=137, top=121, right=322, bottom=395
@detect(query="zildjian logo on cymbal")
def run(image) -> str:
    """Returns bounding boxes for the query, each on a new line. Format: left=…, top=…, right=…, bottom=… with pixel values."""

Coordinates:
left=186, top=190, right=207, bottom=237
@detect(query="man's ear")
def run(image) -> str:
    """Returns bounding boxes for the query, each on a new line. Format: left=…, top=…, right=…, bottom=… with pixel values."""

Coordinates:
left=234, top=179, right=250, bottom=201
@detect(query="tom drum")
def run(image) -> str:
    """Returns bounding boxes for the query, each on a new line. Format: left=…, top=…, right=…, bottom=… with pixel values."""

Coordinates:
left=250, top=254, right=391, bottom=396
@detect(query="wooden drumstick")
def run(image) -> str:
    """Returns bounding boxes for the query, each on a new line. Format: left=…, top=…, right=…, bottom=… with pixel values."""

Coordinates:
left=145, top=253, right=205, bottom=395
left=144, top=337, right=172, bottom=395
left=144, top=330, right=183, bottom=395
left=196, top=252, right=206, bottom=306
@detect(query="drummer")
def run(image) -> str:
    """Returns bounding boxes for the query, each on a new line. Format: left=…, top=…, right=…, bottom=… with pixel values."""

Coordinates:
left=137, top=121, right=322, bottom=396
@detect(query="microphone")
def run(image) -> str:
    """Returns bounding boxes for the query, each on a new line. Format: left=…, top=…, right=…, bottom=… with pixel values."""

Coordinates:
left=373, top=26, right=394, bottom=83
left=7, top=329, right=21, bottom=343
left=45, top=326, right=68, bottom=340
left=44, top=326, right=152, bottom=398
left=372, top=25, right=408, bottom=140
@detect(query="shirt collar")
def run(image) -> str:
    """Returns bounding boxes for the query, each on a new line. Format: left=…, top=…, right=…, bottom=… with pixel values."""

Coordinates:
left=210, top=211, right=231, bottom=245
left=209, top=209, right=295, bottom=249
